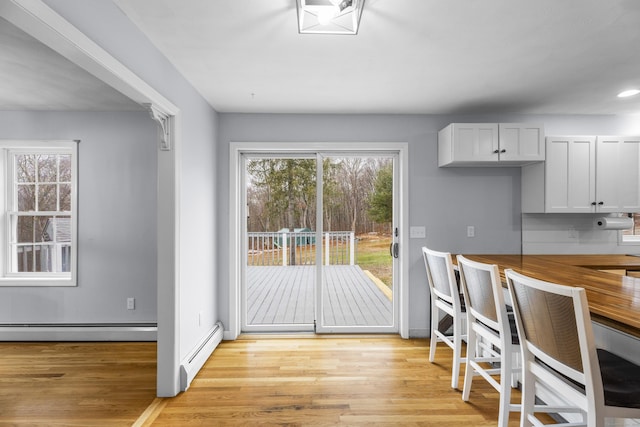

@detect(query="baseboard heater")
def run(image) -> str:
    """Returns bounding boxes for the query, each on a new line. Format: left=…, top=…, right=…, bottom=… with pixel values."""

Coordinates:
left=180, top=321, right=224, bottom=391
left=0, top=323, right=157, bottom=341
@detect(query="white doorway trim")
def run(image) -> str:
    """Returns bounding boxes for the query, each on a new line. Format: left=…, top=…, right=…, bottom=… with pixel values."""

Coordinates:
left=229, top=142, right=409, bottom=339
left=1, top=0, right=182, bottom=396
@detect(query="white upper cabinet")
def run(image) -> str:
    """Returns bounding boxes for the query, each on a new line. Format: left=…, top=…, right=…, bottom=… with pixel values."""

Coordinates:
left=522, top=135, right=640, bottom=213
left=438, top=123, right=544, bottom=167
left=498, top=124, right=546, bottom=163
left=545, top=136, right=596, bottom=213
left=596, top=136, right=640, bottom=212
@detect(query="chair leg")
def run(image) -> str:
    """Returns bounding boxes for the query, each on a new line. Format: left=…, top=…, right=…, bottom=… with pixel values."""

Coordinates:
left=461, top=327, right=476, bottom=401
left=497, top=348, right=513, bottom=427
left=429, top=306, right=438, bottom=363
left=520, top=364, right=536, bottom=427
left=451, top=316, right=462, bottom=389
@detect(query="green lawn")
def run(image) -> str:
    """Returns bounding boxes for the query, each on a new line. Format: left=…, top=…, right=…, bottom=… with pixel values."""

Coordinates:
left=356, top=234, right=393, bottom=287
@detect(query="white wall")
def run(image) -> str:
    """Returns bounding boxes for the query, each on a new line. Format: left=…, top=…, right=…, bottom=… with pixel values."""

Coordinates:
left=218, top=112, right=640, bottom=337
left=522, top=213, right=640, bottom=254
left=0, top=111, right=157, bottom=323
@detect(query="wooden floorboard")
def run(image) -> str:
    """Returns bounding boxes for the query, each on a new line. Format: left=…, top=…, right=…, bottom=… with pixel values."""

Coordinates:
left=151, top=337, right=540, bottom=426
left=247, top=265, right=393, bottom=327
left=0, top=337, right=558, bottom=426
left=0, top=342, right=156, bottom=426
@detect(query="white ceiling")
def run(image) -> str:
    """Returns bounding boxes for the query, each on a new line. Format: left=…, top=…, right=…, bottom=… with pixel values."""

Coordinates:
left=2, top=1, right=640, bottom=115
left=112, top=0, right=640, bottom=115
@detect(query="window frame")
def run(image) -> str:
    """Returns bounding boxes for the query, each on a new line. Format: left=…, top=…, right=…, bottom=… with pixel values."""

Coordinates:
left=0, top=140, right=78, bottom=286
left=620, top=213, right=640, bottom=245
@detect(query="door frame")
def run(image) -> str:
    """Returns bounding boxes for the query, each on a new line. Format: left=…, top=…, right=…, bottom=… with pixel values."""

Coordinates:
left=229, top=142, right=409, bottom=339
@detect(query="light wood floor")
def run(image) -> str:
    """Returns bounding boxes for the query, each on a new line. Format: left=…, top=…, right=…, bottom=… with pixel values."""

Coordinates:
left=1, top=336, right=539, bottom=426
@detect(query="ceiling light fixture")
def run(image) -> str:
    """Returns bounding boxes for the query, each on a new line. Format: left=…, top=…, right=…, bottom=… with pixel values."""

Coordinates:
left=296, top=0, right=364, bottom=35
left=617, top=89, right=640, bottom=98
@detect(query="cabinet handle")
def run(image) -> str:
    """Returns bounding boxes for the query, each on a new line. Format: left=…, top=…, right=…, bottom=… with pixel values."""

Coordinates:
left=500, top=149, right=506, bottom=153
left=591, top=202, right=597, bottom=205
left=598, top=201, right=604, bottom=205
left=493, top=149, right=499, bottom=154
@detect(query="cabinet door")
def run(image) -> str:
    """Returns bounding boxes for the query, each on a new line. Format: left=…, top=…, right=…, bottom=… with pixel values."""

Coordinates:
left=498, top=124, right=545, bottom=162
left=596, top=136, right=640, bottom=212
left=545, top=136, right=596, bottom=213
left=451, top=123, right=499, bottom=162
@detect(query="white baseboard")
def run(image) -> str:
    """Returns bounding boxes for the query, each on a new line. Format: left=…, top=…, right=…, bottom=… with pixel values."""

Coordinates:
left=0, top=323, right=157, bottom=341
left=409, top=328, right=429, bottom=338
left=180, top=321, right=224, bottom=391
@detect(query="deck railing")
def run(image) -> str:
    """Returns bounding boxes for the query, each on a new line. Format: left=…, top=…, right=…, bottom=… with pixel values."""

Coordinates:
left=247, top=231, right=355, bottom=266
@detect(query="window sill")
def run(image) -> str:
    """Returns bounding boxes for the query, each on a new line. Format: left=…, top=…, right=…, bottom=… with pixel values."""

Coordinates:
left=0, top=277, right=76, bottom=287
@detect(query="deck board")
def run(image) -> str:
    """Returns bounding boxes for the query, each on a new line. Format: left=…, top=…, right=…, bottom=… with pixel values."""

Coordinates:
left=246, top=265, right=392, bottom=327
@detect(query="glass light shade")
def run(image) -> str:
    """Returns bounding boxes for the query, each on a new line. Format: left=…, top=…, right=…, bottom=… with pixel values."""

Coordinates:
left=296, top=0, right=364, bottom=35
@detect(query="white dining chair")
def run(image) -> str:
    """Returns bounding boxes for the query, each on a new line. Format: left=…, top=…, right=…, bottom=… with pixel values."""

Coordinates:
left=505, top=269, right=640, bottom=427
left=457, top=255, right=521, bottom=427
left=422, top=246, right=466, bottom=389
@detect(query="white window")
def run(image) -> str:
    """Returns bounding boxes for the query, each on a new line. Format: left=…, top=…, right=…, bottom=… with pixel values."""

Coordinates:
left=0, top=141, right=77, bottom=286
left=621, top=213, right=640, bottom=245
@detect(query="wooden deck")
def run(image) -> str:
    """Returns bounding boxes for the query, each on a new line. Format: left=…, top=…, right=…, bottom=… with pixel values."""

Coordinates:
left=246, top=265, right=392, bottom=327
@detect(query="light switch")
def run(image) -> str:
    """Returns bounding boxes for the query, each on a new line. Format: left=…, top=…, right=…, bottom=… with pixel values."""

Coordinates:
left=410, top=226, right=426, bottom=238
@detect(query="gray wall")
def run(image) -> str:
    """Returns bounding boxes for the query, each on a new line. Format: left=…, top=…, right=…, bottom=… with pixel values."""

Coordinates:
left=0, top=111, right=157, bottom=323
left=217, top=113, right=523, bottom=337
left=44, top=0, right=219, bottom=360
left=217, top=112, right=640, bottom=336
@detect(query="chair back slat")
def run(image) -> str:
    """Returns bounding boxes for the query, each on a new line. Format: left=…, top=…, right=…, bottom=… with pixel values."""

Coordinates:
left=459, top=263, right=498, bottom=324
left=507, top=272, right=583, bottom=373
left=423, top=249, right=455, bottom=304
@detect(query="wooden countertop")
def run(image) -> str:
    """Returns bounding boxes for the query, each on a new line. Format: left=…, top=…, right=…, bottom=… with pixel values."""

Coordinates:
left=458, top=255, right=640, bottom=337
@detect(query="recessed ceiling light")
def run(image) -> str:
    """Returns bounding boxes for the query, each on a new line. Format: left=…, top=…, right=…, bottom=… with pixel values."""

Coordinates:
left=617, top=89, right=640, bottom=98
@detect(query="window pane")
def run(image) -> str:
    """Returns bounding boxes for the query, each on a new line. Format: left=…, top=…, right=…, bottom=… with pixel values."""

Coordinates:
left=16, top=245, right=33, bottom=272
left=38, top=184, right=58, bottom=211
left=44, top=216, right=71, bottom=244
left=59, top=155, right=71, bottom=182
left=16, top=216, right=35, bottom=243
left=17, top=184, right=36, bottom=211
left=16, top=216, right=50, bottom=243
left=59, top=184, right=71, bottom=211
left=37, top=155, right=58, bottom=182
left=15, top=154, right=36, bottom=183
left=38, top=243, right=56, bottom=272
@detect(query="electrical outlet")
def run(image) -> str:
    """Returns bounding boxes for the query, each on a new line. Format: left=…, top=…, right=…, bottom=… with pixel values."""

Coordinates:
left=467, top=226, right=475, bottom=238
left=127, top=297, right=135, bottom=310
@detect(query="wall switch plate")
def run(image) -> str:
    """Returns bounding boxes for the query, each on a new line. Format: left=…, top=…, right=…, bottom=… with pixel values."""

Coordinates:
left=127, top=297, right=135, bottom=310
left=467, top=226, right=475, bottom=238
left=410, top=226, right=426, bottom=238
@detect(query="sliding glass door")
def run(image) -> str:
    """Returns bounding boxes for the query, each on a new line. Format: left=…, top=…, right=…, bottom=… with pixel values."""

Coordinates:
left=316, top=153, right=398, bottom=333
left=241, top=151, right=399, bottom=333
